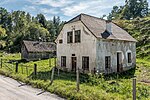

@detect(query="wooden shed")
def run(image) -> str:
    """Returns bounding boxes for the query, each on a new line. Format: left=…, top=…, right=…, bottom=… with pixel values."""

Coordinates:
left=21, top=40, right=56, bottom=61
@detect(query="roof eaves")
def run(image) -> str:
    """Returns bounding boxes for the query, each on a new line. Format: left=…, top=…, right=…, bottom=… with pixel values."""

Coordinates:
left=112, top=22, right=137, bottom=42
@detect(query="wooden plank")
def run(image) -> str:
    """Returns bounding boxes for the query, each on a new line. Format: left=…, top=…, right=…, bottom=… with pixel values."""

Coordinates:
left=133, top=78, right=136, bottom=100
left=76, top=67, right=80, bottom=92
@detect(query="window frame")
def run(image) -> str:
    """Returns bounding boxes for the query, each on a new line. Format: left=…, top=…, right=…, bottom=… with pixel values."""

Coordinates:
left=67, top=31, right=73, bottom=43
left=75, top=30, right=81, bottom=43
left=105, top=56, right=111, bottom=69
left=82, top=56, right=89, bottom=71
left=127, top=52, right=132, bottom=63
left=59, top=39, right=63, bottom=44
left=61, top=56, right=66, bottom=67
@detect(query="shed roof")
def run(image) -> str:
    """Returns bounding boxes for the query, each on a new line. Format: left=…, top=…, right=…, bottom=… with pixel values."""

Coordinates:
left=66, top=13, right=136, bottom=42
left=23, top=40, right=56, bottom=53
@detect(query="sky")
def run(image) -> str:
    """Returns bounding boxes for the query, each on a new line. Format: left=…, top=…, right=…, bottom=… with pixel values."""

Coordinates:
left=0, top=0, right=150, bottom=21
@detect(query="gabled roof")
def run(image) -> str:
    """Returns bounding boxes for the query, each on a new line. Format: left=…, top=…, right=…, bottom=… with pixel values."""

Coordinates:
left=23, top=40, right=56, bottom=53
left=66, top=13, right=136, bottom=42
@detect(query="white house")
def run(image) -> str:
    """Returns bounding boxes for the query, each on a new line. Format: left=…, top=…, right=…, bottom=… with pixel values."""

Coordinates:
left=55, top=13, right=136, bottom=74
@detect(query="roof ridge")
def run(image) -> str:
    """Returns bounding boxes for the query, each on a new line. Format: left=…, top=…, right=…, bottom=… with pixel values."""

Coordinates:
left=66, top=14, right=82, bottom=24
left=80, top=13, right=106, bottom=21
left=66, top=13, right=106, bottom=24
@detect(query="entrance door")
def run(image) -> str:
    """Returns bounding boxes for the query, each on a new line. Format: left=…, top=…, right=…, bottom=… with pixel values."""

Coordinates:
left=117, top=52, right=122, bottom=72
left=71, top=57, right=77, bottom=72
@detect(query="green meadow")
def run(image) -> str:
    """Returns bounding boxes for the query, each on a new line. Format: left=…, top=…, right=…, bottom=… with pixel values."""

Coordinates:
left=0, top=53, right=149, bottom=100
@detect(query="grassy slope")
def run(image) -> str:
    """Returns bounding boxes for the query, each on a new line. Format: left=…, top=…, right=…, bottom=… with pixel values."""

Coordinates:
left=0, top=53, right=150, bottom=100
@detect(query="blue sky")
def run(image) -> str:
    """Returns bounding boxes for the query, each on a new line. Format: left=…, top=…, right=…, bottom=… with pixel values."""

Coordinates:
left=0, top=0, right=149, bottom=21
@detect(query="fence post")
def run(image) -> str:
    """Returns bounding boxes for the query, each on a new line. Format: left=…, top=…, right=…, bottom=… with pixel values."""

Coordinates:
left=21, top=64, right=23, bottom=74
left=49, top=58, right=51, bottom=67
left=1, top=59, right=2, bottom=68
left=58, top=67, right=60, bottom=76
left=34, top=64, right=37, bottom=76
left=55, top=57, right=57, bottom=67
left=26, top=66, right=28, bottom=76
left=133, top=78, right=136, bottom=100
left=76, top=67, right=80, bottom=92
left=15, top=62, right=18, bottom=73
left=50, top=67, right=55, bottom=85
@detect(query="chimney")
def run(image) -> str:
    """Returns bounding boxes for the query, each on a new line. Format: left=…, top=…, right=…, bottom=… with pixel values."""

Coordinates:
left=106, top=20, right=112, bottom=34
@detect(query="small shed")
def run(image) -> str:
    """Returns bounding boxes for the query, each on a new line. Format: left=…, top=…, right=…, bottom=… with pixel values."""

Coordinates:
left=21, top=40, right=56, bottom=61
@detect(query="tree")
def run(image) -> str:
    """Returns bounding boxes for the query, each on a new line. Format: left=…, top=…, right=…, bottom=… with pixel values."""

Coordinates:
left=108, top=0, right=149, bottom=20
left=124, top=0, right=149, bottom=19
left=0, top=7, right=9, bottom=27
left=26, top=22, right=49, bottom=41
left=36, top=13, right=47, bottom=28
left=0, top=7, right=64, bottom=52
left=26, top=12, right=31, bottom=23
left=0, top=26, right=6, bottom=39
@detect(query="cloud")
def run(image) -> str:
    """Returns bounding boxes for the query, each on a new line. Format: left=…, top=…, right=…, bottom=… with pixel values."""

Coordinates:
left=28, top=0, right=74, bottom=7
left=62, top=3, right=88, bottom=16
left=61, top=0, right=124, bottom=17
left=0, top=0, right=12, bottom=5
left=22, top=5, right=36, bottom=11
left=41, top=8, right=59, bottom=15
left=22, top=5, right=59, bottom=18
left=3, top=0, right=149, bottom=21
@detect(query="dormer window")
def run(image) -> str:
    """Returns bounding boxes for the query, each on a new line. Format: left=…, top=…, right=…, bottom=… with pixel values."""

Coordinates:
left=75, top=30, right=81, bottom=43
left=67, top=31, right=73, bottom=43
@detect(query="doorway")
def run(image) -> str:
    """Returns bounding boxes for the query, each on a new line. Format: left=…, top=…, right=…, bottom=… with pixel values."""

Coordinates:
left=117, top=52, right=122, bottom=72
left=71, top=57, right=77, bottom=71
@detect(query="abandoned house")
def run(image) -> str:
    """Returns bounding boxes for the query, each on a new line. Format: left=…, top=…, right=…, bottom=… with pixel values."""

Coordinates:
left=55, top=13, right=137, bottom=74
left=21, top=40, right=56, bottom=61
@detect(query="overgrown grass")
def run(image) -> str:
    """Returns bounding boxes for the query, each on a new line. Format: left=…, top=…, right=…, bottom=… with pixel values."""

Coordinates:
left=0, top=53, right=150, bottom=100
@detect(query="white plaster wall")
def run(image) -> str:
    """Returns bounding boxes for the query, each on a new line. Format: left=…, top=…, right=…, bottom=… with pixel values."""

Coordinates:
left=56, top=21, right=97, bottom=72
left=96, top=39, right=136, bottom=73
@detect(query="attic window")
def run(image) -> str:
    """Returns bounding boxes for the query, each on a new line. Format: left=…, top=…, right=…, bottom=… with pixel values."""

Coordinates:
left=59, top=39, right=63, bottom=44
left=67, top=31, right=73, bottom=43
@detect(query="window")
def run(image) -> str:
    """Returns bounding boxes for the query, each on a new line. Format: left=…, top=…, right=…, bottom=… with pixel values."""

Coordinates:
left=59, top=39, right=63, bottom=44
left=128, top=53, right=131, bottom=63
left=67, top=31, right=73, bottom=43
left=72, top=54, right=75, bottom=56
left=82, top=56, right=89, bottom=70
left=75, top=30, right=81, bottom=43
left=105, top=56, right=111, bottom=69
left=61, top=56, right=66, bottom=67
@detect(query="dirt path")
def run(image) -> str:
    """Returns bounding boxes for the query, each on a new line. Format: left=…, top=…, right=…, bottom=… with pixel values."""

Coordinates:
left=0, top=75, right=64, bottom=100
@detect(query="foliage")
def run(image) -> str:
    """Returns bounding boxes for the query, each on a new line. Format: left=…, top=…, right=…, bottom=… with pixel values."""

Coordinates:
left=0, top=26, right=6, bottom=39
left=0, top=7, right=64, bottom=52
left=0, top=53, right=150, bottom=100
left=114, top=16, right=150, bottom=60
left=108, top=0, right=149, bottom=20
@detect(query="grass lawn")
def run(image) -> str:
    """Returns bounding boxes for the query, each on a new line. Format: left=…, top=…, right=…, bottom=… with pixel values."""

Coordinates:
left=0, top=52, right=150, bottom=100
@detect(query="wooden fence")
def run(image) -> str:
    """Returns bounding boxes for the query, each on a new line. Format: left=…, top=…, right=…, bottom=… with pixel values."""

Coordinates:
left=0, top=58, right=138, bottom=99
